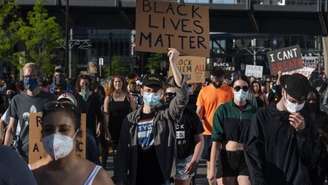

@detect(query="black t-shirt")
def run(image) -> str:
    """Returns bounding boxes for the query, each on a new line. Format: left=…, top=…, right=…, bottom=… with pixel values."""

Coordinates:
left=9, top=91, right=56, bottom=160
left=0, top=146, right=37, bottom=185
left=80, top=92, right=102, bottom=137
left=136, top=112, right=164, bottom=185
left=176, top=107, right=204, bottom=159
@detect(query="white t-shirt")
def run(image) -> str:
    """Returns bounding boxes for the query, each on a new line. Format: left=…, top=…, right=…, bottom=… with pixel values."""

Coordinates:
left=0, top=108, right=10, bottom=126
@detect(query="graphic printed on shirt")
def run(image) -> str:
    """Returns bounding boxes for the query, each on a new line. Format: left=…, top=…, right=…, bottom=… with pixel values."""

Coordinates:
left=137, top=119, right=154, bottom=150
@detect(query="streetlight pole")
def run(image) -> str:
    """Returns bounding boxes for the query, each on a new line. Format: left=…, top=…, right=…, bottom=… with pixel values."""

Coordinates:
left=65, top=0, right=70, bottom=78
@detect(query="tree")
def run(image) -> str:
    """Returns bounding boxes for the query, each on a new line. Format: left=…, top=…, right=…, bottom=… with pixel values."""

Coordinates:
left=145, top=53, right=163, bottom=73
left=0, top=0, right=21, bottom=65
left=104, top=56, right=131, bottom=76
left=17, top=0, right=63, bottom=75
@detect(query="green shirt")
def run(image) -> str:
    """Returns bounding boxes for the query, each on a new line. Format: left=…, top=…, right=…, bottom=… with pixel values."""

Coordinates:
left=212, top=101, right=257, bottom=143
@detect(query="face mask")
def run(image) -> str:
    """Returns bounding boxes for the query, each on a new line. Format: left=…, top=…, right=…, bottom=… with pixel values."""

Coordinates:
left=143, top=92, right=161, bottom=107
left=42, top=129, right=79, bottom=160
left=79, top=86, right=90, bottom=101
left=234, top=90, right=248, bottom=103
left=24, top=77, right=38, bottom=91
left=284, top=95, right=305, bottom=113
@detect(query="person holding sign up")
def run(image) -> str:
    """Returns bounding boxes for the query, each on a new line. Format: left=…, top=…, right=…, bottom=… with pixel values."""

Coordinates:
left=116, top=48, right=188, bottom=185
left=33, top=100, right=114, bottom=185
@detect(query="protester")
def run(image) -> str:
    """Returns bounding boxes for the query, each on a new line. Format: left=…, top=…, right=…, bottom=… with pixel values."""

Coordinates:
left=196, top=68, right=233, bottom=184
left=49, top=65, right=72, bottom=95
left=0, top=145, right=37, bottom=185
left=245, top=73, right=321, bottom=185
left=208, top=74, right=256, bottom=185
left=128, top=80, right=143, bottom=108
left=164, top=77, right=204, bottom=185
left=103, top=75, right=135, bottom=174
left=0, top=83, right=17, bottom=144
left=75, top=73, right=102, bottom=163
left=116, top=48, right=188, bottom=185
left=251, top=81, right=268, bottom=108
left=33, top=100, right=114, bottom=185
left=4, top=63, right=56, bottom=161
left=306, top=89, right=328, bottom=185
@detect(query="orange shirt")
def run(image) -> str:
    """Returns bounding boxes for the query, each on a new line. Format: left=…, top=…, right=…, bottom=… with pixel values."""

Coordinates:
left=196, top=84, right=233, bottom=135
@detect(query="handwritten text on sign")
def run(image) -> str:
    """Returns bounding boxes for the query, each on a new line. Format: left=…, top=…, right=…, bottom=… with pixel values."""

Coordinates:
left=245, top=65, right=263, bottom=78
left=136, top=0, right=210, bottom=57
left=169, top=56, right=206, bottom=83
left=28, top=113, right=86, bottom=164
left=267, top=45, right=304, bottom=75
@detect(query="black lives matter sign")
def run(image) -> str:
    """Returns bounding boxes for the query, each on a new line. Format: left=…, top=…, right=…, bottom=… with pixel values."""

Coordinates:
left=136, top=0, right=210, bottom=57
left=267, top=45, right=304, bottom=75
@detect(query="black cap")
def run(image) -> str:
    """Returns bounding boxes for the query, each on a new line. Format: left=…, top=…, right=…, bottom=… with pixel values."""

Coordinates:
left=142, top=74, right=162, bottom=88
left=210, top=67, right=225, bottom=78
left=280, top=73, right=311, bottom=101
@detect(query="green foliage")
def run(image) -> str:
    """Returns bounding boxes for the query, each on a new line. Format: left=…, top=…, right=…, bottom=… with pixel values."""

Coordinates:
left=104, top=56, right=131, bottom=76
left=16, top=0, right=63, bottom=75
left=146, top=53, right=162, bottom=73
left=0, top=0, right=21, bottom=64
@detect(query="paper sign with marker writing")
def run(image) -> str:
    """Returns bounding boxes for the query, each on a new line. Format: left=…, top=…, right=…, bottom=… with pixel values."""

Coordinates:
left=267, top=45, right=304, bottom=75
left=136, top=0, right=210, bottom=57
left=168, top=56, right=206, bottom=83
left=28, top=113, right=86, bottom=164
left=245, top=65, right=263, bottom=78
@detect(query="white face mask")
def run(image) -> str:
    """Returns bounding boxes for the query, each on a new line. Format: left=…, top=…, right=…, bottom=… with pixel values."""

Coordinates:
left=42, top=130, right=79, bottom=160
left=234, top=90, right=248, bottom=103
left=284, top=95, right=305, bottom=113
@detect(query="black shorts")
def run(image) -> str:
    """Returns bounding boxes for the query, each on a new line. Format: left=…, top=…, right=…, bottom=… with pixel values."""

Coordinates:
left=216, top=150, right=249, bottom=178
left=201, top=135, right=212, bottom=161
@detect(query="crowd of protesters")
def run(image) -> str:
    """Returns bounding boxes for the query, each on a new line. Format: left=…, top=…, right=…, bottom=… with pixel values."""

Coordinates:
left=0, top=48, right=327, bottom=185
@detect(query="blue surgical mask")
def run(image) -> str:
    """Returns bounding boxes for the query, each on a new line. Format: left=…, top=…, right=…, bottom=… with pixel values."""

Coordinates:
left=24, top=77, right=38, bottom=91
left=143, top=92, right=161, bottom=107
left=234, top=90, right=248, bottom=103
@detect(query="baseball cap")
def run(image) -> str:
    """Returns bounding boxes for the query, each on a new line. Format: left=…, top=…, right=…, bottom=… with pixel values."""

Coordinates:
left=55, top=65, right=64, bottom=73
left=142, top=74, right=163, bottom=88
left=280, top=73, right=312, bottom=101
left=57, top=93, right=78, bottom=107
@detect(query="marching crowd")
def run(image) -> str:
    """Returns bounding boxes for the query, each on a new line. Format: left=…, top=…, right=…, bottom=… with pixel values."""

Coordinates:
left=0, top=48, right=327, bottom=185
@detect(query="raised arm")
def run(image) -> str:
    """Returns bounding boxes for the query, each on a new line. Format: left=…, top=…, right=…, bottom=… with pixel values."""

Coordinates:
left=166, top=48, right=189, bottom=121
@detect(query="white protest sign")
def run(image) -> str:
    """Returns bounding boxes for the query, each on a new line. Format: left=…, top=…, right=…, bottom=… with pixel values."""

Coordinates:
left=245, top=65, right=263, bottom=78
left=99, top=58, right=104, bottom=66
left=282, top=67, right=315, bottom=79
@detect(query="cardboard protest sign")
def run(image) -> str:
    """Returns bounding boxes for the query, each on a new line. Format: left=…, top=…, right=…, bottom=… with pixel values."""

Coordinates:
left=135, top=0, right=210, bottom=57
left=29, top=113, right=86, bottom=164
left=267, top=45, right=304, bottom=75
left=245, top=65, right=263, bottom=78
left=168, top=56, right=206, bottom=83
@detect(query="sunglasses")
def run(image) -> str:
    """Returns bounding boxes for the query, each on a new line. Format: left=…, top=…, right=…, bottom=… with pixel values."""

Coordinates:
left=234, top=86, right=249, bottom=92
left=164, top=92, right=176, bottom=97
left=44, top=101, right=77, bottom=113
